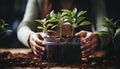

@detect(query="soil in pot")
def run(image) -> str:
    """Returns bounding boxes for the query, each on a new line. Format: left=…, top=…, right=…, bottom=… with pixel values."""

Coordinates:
left=44, top=36, right=81, bottom=64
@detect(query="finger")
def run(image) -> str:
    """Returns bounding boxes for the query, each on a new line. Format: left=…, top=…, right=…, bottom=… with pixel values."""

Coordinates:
left=33, top=50, right=43, bottom=58
left=80, top=38, right=97, bottom=49
left=31, top=41, right=45, bottom=52
left=37, top=33, right=44, bottom=40
left=84, top=33, right=97, bottom=42
left=75, top=31, right=87, bottom=37
left=35, top=38, right=46, bottom=46
left=80, top=38, right=85, bottom=45
left=35, top=45, right=45, bottom=52
left=82, top=43, right=97, bottom=57
left=85, top=46, right=96, bottom=57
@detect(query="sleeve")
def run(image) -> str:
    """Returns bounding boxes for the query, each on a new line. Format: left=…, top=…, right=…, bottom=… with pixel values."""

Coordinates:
left=17, top=0, right=42, bottom=47
left=91, top=0, right=111, bottom=50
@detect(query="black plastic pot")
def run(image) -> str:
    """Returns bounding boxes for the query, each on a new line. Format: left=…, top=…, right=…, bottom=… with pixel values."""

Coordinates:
left=44, top=36, right=81, bottom=64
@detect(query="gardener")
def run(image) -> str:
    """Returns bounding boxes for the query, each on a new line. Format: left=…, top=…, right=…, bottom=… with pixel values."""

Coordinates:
left=17, top=0, right=110, bottom=58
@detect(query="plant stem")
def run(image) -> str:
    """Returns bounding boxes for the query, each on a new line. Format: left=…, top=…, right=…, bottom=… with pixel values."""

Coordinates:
left=59, top=21, right=63, bottom=38
left=111, top=29, right=114, bottom=46
left=72, top=27, right=74, bottom=37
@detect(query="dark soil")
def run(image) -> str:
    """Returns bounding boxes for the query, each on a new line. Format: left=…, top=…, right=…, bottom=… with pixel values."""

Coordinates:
left=0, top=51, right=120, bottom=69
left=45, top=36, right=81, bottom=64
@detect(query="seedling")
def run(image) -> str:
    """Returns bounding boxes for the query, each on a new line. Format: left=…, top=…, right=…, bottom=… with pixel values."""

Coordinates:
left=61, top=8, right=91, bottom=36
left=97, top=17, right=120, bottom=48
left=36, top=11, right=58, bottom=35
left=47, top=11, right=64, bottom=37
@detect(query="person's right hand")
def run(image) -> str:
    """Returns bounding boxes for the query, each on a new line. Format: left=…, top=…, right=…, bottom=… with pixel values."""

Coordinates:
left=28, top=33, right=46, bottom=57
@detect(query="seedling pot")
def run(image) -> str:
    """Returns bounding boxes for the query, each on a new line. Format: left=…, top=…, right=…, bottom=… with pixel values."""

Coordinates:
left=44, top=36, right=81, bottom=64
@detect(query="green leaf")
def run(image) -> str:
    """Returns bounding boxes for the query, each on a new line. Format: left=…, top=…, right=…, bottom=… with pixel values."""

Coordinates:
left=96, top=31, right=109, bottom=37
left=79, top=21, right=91, bottom=26
left=47, top=30, right=56, bottom=33
left=72, top=18, right=76, bottom=23
left=104, top=17, right=112, bottom=23
left=102, top=24, right=112, bottom=28
left=48, top=17, right=57, bottom=22
left=76, top=16, right=86, bottom=24
left=47, top=24, right=53, bottom=28
left=61, top=12, right=71, bottom=17
left=114, top=27, right=120, bottom=38
left=62, top=16, right=71, bottom=22
left=77, top=11, right=87, bottom=18
left=113, top=20, right=120, bottom=31
left=73, top=8, right=77, bottom=14
left=102, top=17, right=115, bottom=29
left=37, top=26, right=44, bottom=30
left=61, top=9, right=71, bottom=14
left=35, top=20, right=44, bottom=25
left=104, top=17, right=113, bottom=26
left=72, top=24, right=78, bottom=28
left=51, top=25, right=58, bottom=29
left=50, top=10, right=56, bottom=17
left=72, top=8, right=77, bottom=17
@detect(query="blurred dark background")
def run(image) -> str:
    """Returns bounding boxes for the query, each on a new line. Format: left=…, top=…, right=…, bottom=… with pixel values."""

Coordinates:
left=0, top=0, right=27, bottom=48
left=0, top=0, right=120, bottom=48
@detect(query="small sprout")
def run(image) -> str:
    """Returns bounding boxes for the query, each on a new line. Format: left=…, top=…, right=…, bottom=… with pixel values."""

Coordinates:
left=36, top=11, right=58, bottom=35
left=97, top=17, right=120, bottom=46
left=103, top=17, right=120, bottom=38
left=36, top=18, right=56, bottom=34
left=62, top=8, right=91, bottom=36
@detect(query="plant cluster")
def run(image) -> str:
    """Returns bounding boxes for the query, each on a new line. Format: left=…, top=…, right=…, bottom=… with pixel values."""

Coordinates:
left=61, top=8, right=91, bottom=36
left=36, top=8, right=91, bottom=37
left=97, top=17, right=120, bottom=46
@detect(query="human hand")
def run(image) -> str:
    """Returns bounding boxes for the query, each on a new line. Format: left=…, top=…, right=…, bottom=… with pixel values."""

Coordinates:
left=75, top=31, right=98, bottom=57
left=28, top=33, right=46, bottom=57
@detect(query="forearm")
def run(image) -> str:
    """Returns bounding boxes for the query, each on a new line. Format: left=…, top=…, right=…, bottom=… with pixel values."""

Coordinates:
left=17, top=0, right=42, bottom=47
left=17, top=22, right=35, bottom=47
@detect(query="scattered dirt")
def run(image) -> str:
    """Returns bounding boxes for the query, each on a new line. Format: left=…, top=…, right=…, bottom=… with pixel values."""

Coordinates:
left=0, top=51, right=120, bottom=69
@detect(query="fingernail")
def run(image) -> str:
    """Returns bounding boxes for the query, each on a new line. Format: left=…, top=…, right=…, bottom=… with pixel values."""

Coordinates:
left=83, top=40, right=86, bottom=43
left=75, top=33, right=79, bottom=36
left=82, top=51, right=85, bottom=54
left=41, top=41, right=45, bottom=45
left=81, top=46, right=84, bottom=49
left=42, top=43, right=45, bottom=45
left=86, top=41, right=89, bottom=43
left=42, top=48, right=45, bottom=51
left=41, top=52, right=44, bottom=55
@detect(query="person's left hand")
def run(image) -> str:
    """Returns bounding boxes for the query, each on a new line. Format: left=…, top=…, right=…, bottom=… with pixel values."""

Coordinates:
left=75, top=31, right=98, bottom=57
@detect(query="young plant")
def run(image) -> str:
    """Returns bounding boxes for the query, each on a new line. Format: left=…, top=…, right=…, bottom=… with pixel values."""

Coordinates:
left=36, top=19, right=53, bottom=33
left=61, top=8, right=91, bottom=36
left=97, top=17, right=120, bottom=47
left=57, top=12, right=63, bottom=37
left=36, top=10, right=64, bottom=37
left=104, top=17, right=120, bottom=45
left=36, top=11, right=58, bottom=35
